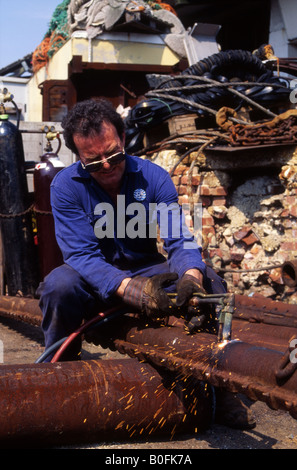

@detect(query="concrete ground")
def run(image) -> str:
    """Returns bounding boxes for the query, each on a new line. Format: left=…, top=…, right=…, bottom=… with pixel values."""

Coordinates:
left=0, top=315, right=297, bottom=450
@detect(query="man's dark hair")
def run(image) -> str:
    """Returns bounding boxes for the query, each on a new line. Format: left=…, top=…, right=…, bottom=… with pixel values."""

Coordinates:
left=61, top=98, right=125, bottom=154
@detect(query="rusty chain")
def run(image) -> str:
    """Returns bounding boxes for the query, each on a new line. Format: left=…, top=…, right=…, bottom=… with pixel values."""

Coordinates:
left=0, top=205, right=52, bottom=219
left=228, top=115, right=297, bottom=146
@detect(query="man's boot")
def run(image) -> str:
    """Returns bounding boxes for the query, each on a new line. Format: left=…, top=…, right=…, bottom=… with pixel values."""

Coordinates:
left=215, top=389, right=256, bottom=429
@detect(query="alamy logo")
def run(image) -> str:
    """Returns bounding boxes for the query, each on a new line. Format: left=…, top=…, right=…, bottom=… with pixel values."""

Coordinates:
left=289, top=79, right=297, bottom=103
left=290, top=338, right=297, bottom=364
left=93, top=195, right=202, bottom=249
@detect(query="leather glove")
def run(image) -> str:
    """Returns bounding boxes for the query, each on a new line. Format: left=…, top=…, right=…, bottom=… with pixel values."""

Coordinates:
left=176, top=274, right=206, bottom=309
left=175, top=273, right=208, bottom=332
left=123, top=272, right=178, bottom=319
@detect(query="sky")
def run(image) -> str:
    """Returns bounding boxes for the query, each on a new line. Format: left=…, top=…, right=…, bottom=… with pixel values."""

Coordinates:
left=0, top=0, right=62, bottom=70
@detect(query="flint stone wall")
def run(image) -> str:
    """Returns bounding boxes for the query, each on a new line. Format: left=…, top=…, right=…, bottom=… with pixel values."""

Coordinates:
left=149, top=145, right=297, bottom=304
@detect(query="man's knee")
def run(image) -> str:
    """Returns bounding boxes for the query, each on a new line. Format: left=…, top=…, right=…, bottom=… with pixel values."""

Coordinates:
left=37, top=264, right=82, bottom=305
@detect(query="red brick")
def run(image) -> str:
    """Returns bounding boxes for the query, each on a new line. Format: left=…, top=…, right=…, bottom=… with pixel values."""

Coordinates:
left=202, top=214, right=215, bottom=226
left=289, top=206, right=297, bottom=218
left=281, top=209, right=289, bottom=217
left=180, top=174, right=201, bottom=185
left=212, top=197, right=227, bottom=206
left=202, top=226, right=215, bottom=237
left=280, top=241, right=297, bottom=251
left=200, top=185, right=210, bottom=196
left=284, top=196, right=296, bottom=205
left=178, top=185, right=188, bottom=195
left=209, top=186, right=228, bottom=196
left=201, top=185, right=229, bottom=196
left=180, top=175, right=189, bottom=185
left=172, top=165, right=188, bottom=176
left=233, top=226, right=251, bottom=241
left=242, top=232, right=259, bottom=246
left=191, top=175, right=201, bottom=186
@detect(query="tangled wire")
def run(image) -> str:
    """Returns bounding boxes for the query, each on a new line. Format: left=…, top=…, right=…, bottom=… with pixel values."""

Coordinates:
left=125, top=49, right=290, bottom=153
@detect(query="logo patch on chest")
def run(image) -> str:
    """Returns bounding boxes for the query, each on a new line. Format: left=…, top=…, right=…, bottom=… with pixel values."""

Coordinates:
left=133, top=188, right=146, bottom=201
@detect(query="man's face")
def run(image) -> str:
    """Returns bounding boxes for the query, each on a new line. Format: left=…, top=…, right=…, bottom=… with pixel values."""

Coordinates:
left=74, top=121, right=126, bottom=192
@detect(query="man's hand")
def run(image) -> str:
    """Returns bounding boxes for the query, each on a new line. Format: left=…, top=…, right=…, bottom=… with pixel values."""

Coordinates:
left=175, top=269, right=205, bottom=308
left=175, top=269, right=208, bottom=332
left=123, top=272, right=178, bottom=319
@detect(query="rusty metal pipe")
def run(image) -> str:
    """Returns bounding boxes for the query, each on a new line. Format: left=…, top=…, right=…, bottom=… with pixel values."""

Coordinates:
left=112, top=319, right=297, bottom=419
left=0, top=293, right=296, bottom=330
left=232, top=319, right=297, bottom=352
left=282, top=260, right=297, bottom=287
left=0, top=358, right=214, bottom=447
left=0, top=295, right=42, bottom=326
left=234, top=294, right=297, bottom=328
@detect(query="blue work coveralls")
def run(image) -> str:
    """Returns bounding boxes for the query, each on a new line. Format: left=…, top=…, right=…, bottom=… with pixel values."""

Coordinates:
left=37, top=153, right=226, bottom=358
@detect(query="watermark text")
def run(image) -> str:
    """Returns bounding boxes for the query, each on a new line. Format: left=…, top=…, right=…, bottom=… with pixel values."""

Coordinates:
left=93, top=196, right=202, bottom=249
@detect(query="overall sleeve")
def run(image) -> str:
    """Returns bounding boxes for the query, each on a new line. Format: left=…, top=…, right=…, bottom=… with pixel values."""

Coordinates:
left=153, top=168, right=207, bottom=278
left=50, top=178, right=127, bottom=302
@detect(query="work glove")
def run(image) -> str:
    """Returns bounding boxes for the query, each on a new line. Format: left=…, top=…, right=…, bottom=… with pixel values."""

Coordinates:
left=123, top=272, right=178, bottom=319
left=175, top=273, right=209, bottom=333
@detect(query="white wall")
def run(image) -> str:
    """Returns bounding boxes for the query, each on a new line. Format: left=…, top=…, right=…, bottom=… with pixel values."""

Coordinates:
left=0, top=76, right=29, bottom=123
left=270, top=0, right=297, bottom=57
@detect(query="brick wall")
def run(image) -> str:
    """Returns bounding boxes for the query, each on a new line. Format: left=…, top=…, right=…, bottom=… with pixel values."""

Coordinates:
left=152, top=146, right=297, bottom=304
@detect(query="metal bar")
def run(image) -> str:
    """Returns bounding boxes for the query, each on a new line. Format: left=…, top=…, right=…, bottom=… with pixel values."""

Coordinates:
left=0, top=358, right=214, bottom=447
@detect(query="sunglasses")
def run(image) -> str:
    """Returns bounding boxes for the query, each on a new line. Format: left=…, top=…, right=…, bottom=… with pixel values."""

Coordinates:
left=81, top=149, right=126, bottom=173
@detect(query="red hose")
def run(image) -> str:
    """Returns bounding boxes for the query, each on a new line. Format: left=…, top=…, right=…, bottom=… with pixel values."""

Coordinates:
left=50, top=306, right=122, bottom=363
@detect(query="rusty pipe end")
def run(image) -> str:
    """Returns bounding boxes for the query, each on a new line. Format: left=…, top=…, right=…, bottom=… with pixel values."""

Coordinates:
left=282, top=260, right=297, bottom=287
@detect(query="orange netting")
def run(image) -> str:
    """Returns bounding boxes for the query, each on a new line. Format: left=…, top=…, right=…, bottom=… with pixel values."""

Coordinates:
left=32, top=0, right=177, bottom=74
left=153, top=1, right=177, bottom=15
left=32, top=0, right=70, bottom=74
left=32, top=32, right=68, bottom=74
left=32, top=37, right=51, bottom=74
